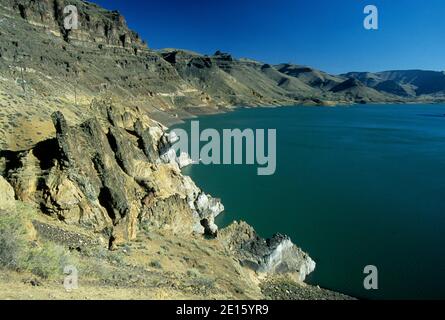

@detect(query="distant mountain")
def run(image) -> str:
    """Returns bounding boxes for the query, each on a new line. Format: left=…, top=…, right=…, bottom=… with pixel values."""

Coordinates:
left=1, top=0, right=445, bottom=150
left=260, top=64, right=316, bottom=94
left=342, top=70, right=445, bottom=96
left=329, top=78, right=392, bottom=103
left=373, top=80, right=414, bottom=97
left=275, top=64, right=344, bottom=90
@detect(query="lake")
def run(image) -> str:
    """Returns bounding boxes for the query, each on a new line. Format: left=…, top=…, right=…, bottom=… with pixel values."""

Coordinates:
left=174, top=104, right=445, bottom=299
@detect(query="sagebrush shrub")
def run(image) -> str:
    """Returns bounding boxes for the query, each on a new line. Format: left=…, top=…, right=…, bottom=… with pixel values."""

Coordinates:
left=0, top=212, right=74, bottom=279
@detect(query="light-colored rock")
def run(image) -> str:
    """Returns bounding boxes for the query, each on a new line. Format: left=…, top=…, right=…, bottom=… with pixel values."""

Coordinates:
left=0, top=157, right=6, bottom=176
left=177, top=152, right=194, bottom=168
left=220, top=221, right=316, bottom=282
left=259, top=238, right=316, bottom=282
left=0, top=175, right=16, bottom=211
left=192, top=192, right=224, bottom=236
left=159, top=132, right=194, bottom=169
left=7, top=151, right=39, bottom=203
left=43, top=167, right=112, bottom=230
left=160, top=148, right=178, bottom=166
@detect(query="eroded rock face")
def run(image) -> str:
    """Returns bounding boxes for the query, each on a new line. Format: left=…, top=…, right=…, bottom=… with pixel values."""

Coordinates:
left=1, top=106, right=224, bottom=247
left=220, top=221, right=316, bottom=281
left=159, top=131, right=195, bottom=169
left=6, top=0, right=146, bottom=49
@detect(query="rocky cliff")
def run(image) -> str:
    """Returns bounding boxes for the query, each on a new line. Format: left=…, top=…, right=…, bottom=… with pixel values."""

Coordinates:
left=3, top=0, right=145, bottom=48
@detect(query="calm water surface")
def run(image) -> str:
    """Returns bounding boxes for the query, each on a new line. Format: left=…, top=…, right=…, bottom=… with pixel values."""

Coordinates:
left=174, top=104, right=445, bottom=299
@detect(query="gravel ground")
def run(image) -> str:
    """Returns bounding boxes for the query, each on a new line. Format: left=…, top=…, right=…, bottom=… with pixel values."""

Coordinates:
left=261, top=277, right=356, bottom=300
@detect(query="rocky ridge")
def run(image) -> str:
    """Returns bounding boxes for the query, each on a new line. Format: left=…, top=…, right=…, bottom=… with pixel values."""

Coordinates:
left=2, top=0, right=445, bottom=152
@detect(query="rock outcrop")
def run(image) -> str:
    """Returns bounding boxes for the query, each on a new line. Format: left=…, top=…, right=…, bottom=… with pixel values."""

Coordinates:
left=0, top=175, right=16, bottom=211
left=220, top=221, right=316, bottom=281
left=4, top=0, right=146, bottom=49
left=1, top=104, right=224, bottom=247
left=159, top=131, right=195, bottom=169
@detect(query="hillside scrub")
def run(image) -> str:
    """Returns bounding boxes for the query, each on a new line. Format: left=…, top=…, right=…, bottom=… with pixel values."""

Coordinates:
left=0, top=210, right=73, bottom=279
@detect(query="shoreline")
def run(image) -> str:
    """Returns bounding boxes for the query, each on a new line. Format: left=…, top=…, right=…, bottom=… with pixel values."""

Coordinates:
left=158, top=100, right=445, bottom=128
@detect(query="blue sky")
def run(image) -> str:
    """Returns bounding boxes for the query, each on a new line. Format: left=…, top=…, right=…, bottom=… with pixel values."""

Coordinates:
left=92, top=0, right=445, bottom=74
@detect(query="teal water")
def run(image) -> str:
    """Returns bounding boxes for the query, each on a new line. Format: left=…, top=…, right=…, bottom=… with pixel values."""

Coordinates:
left=174, top=104, right=445, bottom=300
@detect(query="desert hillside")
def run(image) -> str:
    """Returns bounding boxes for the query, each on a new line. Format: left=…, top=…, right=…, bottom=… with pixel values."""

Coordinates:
left=1, top=0, right=444, bottom=151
